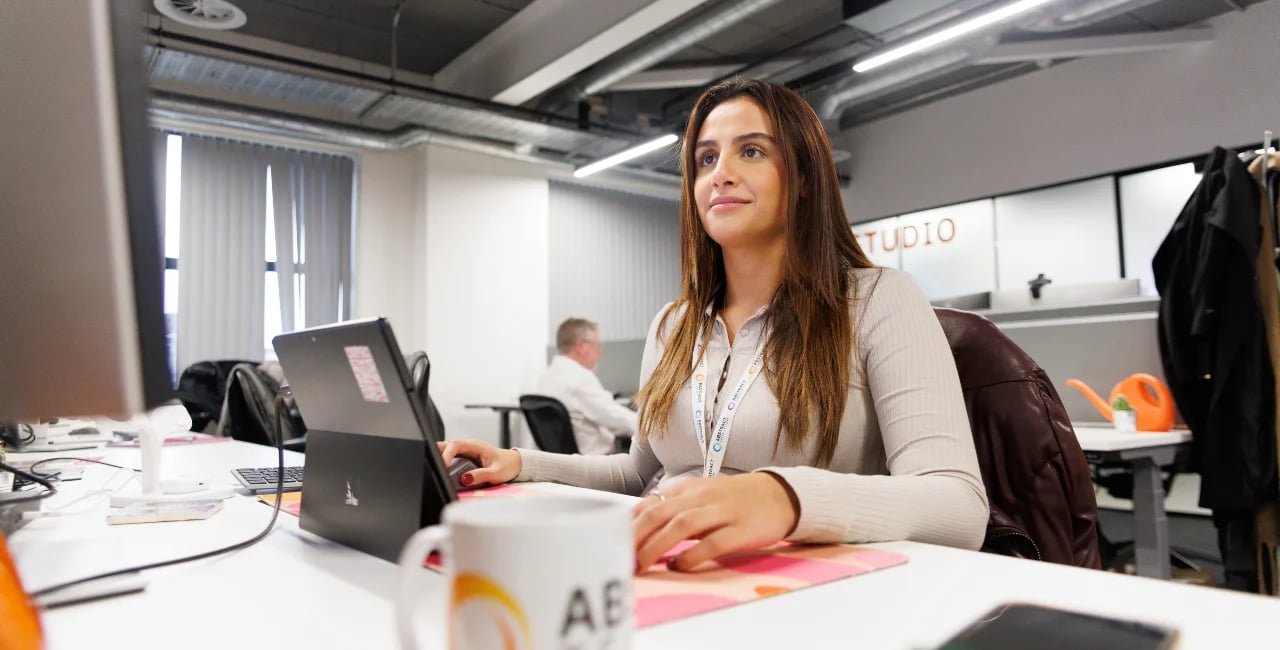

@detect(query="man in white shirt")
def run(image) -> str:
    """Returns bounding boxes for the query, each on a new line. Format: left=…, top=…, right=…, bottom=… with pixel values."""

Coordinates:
left=535, top=318, right=637, bottom=455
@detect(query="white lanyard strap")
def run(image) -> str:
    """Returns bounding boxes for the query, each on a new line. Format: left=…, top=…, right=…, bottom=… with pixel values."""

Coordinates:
left=690, top=324, right=765, bottom=478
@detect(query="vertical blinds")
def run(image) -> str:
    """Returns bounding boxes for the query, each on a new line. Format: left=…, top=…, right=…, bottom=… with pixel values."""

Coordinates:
left=548, top=181, right=679, bottom=343
left=175, top=134, right=353, bottom=372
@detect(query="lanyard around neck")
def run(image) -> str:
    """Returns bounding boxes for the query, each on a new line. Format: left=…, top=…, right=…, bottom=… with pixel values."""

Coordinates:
left=690, top=323, right=765, bottom=478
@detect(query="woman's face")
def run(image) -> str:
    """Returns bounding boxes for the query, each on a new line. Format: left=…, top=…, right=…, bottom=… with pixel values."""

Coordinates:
left=692, top=97, right=786, bottom=251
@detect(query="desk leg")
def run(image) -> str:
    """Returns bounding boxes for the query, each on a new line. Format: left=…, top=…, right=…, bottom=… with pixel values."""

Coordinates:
left=499, top=412, right=512, bottom=449
left=1132, top=458, right=1171, bottom=580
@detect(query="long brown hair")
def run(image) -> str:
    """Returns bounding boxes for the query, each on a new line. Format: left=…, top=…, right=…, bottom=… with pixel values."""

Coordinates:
left=636, top=78, right=873, bottom=467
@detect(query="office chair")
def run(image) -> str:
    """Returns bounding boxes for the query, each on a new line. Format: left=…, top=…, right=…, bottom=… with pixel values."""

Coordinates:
left=176, top=359, right=256, bottom=434
left=406, top=351, right=447, bottom=441
left=217, top=362, right=306, bottom=449
left=934, top=307, right=1102, bottom=568
left=518, top=394, right=579, bottom=454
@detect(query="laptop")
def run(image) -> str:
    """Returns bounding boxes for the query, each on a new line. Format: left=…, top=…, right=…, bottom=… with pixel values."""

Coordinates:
left=272, top=317, right=456, bottom=562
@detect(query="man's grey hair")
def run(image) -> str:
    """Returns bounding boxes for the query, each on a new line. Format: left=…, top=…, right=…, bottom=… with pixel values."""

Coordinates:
left=556, top=317, right=598, bottom=353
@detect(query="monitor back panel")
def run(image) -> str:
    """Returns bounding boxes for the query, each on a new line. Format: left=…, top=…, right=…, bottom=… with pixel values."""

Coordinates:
left=302, top=430, right=442, bottom=562
left=273, top=318, right=454, bottom=562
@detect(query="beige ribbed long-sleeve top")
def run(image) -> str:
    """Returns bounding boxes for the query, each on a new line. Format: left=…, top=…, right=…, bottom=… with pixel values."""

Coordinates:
left=516, top=268, right=989, bottom=550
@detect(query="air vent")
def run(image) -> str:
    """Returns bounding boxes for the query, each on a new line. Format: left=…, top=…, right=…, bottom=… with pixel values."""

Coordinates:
left=153, top=0, right=247, bottom=30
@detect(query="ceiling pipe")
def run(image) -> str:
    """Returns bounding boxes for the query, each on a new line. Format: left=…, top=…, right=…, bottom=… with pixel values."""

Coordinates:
left=542, top=0, right=784, bottom=110
left=1021, top=0, right=1166, bottom=32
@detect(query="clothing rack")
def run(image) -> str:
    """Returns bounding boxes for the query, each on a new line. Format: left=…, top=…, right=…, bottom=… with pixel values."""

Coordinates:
left=1266, top=130, right=1278, bottom=255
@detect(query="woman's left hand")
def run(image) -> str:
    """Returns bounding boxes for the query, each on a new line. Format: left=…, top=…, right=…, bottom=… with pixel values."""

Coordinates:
left=632, top=472, right=799, bottom=573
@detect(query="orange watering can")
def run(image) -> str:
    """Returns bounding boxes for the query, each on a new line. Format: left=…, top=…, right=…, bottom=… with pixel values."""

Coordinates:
left=1065, top=374, right=1177, bottom=432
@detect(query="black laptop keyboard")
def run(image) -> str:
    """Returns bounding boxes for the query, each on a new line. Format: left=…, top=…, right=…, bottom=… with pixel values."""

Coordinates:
left=231, top=466, right=304, bottom=490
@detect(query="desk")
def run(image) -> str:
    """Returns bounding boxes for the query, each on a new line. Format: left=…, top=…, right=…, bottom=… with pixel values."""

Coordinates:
left=1074, top=425, right=1193, bottom=580
left=12, top=441, right=1280, bottom=648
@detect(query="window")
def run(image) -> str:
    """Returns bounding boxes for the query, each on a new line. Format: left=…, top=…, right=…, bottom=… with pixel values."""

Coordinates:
left=163, top=134, right=181, bottom=382
left=162, top=133, right=335, bottom=371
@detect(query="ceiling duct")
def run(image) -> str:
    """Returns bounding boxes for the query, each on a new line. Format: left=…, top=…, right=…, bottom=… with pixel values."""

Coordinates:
left=771, top=0, right=994, bottom=85
left=816, top=43, right=985, bottom=123
left=149, top=96, right=682, bottom=198
left=144, top=44, right=644, bottom=162
left=815, top=0, right=1166, bottom=127
left=149, top=95, right=557, bottom=159
left=544, top=0, right=785, bottom=108
left=1022, top=0, right=1165, bottom=32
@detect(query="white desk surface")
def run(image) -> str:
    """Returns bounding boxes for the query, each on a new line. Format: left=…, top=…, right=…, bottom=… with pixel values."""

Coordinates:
left=10, top=441, right=1278, bottom=649
left=1073, top=424, right=1192, bottom=452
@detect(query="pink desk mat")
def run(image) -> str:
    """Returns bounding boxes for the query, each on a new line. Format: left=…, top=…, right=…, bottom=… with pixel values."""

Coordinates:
left=635, top=541, right=908, bottom=627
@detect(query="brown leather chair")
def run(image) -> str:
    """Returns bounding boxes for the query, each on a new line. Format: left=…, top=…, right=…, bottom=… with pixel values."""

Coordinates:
left=935, top=308, right=1102, bottom=569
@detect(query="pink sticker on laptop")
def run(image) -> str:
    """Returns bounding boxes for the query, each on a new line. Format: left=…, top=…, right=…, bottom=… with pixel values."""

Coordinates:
left=344, top=345, right=390, bottom=403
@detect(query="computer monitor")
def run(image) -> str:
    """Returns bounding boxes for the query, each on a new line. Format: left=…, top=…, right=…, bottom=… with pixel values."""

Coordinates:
left=0, top=2, right=171, bottom=422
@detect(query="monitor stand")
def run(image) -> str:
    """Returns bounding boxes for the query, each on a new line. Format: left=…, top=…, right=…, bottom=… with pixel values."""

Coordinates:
left=108, top=415, right=233, bottom=505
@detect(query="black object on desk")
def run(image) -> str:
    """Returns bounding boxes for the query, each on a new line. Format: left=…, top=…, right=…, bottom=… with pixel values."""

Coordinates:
left=464, top=403, right=521, bottom=448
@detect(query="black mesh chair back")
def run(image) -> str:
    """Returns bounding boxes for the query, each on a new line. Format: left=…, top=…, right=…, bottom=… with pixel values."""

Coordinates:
left=519, top=394, right=578, bottom=454
left=406, top=351, right=447, bottom=442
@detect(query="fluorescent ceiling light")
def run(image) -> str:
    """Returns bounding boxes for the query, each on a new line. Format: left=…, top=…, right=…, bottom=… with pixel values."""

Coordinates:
left=853, top=0, right=1057, bottom=73
left=573, top=134, right=679, bottom=178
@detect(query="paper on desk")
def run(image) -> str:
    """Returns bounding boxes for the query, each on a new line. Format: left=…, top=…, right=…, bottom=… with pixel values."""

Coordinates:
left=257, top=491, right=303, bottom=517
left=106, top=433, right=230, bottom=447
left=255, top=483, right=538, bottom=521
left=107, top=500, right=224, bottom=525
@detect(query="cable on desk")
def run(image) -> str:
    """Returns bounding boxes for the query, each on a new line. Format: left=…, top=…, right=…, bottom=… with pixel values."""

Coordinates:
left=0, top=461, right=58, bottom=504
left=28, top=457, right=140, bottom=479
left=26, top=396, right=290, bottom=607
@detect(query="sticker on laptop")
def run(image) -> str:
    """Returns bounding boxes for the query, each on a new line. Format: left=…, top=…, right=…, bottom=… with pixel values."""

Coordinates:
left=344, top=345, right=390, bottom=403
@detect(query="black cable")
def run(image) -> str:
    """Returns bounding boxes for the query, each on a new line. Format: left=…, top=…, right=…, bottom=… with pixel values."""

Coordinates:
left=27, top=399, right=288, bottom=605
left=0, top=461, right=58, bottom=504
left=28, top=457, right=140, bottom=479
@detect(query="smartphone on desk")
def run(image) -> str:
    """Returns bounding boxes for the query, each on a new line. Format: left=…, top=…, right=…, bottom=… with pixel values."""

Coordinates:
left=934, top=603, right=1179, bottom=650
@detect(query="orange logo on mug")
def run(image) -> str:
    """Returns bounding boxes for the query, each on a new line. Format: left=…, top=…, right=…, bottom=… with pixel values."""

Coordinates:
left=452, top=573, right=532, bottom=650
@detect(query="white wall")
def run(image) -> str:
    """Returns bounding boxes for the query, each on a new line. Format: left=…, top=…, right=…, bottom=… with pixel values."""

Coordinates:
left=420, top=144, right=550, bottom=446
left=1118, top=163, right=1202, bottom=296
left=839, top=0, right=1280, bottom=222
left=350, top=145, right=686, bottom=445
left=852, top=216, right=903, bottom=269
left=994, top=177, right=1119, bottom=290
left=351, top=148, right=418, bottom=347
left=548, top=181, right=679, bottom=343
left=899, top=198, right=996, bottom=299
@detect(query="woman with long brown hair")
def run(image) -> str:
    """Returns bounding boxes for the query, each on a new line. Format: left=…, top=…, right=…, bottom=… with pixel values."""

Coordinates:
left=440, top=78, right=987, bottom=572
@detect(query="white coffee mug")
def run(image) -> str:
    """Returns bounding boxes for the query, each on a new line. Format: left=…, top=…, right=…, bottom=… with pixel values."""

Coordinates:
left=397, top=495, right=634, bottom=650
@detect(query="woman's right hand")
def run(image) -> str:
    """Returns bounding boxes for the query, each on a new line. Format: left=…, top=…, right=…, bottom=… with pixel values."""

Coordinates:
left=436, top=439, right=522, bottom=487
